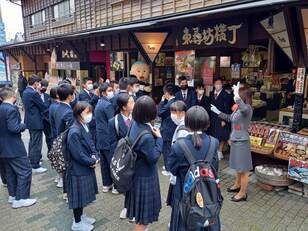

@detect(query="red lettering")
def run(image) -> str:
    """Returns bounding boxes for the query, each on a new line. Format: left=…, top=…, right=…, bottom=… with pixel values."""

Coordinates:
left=200, top=168, right=208, bottom=177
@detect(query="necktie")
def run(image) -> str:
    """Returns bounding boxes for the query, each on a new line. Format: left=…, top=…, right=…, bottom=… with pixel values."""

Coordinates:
left=214, top=92, right=218, bottom=99
left=183, top=93, right=186, bottom=100
left=125, top=118, right=131, bottom=127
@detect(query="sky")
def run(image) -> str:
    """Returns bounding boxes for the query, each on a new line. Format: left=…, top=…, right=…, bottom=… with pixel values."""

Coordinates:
left=0, top=0, right=23, bottom=41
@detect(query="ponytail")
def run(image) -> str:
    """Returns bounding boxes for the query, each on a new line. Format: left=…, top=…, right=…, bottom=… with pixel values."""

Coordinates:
left=192, top=132, right=202, bottom=150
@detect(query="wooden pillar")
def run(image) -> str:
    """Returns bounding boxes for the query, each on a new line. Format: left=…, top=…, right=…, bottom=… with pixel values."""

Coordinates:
left=267, top=38, right=275, bottom=74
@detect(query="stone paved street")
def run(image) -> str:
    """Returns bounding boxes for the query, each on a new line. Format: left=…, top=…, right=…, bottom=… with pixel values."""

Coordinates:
left=0, top=131, right=308, bottom=231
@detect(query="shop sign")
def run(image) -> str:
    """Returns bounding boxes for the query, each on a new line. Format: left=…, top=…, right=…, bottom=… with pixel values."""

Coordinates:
left=295, top=68, right=306, bottom=94
left=11, top=63, right=21, bottom=70
left=288, top=158, right=308, bottom=184
left=56, top=62, right=80, bottom=70
left=177, top=19, right=248, bottom=49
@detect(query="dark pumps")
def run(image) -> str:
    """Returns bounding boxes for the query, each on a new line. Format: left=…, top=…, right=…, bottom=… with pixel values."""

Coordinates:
left=231, top=194, right=248, bottom=202
left=227, top=187, right=241, bottom=193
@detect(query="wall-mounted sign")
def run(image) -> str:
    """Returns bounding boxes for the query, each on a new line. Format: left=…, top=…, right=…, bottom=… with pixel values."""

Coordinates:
left=175, top=50, right=195, bottom=86
left=56, top=48, right=79, bottom=62
left=56, top=62, right=80, bottom=70
left=11, top=63, right=21, bottom=70
left=295, top=68, right=306, bottom=94
left=176, top=18, right=248, bottom=49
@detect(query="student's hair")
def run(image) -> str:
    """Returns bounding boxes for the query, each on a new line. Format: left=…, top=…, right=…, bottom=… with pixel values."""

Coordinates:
left=50, top=87, right=58, bottom=100
left=178, top=76, right=188, bottom=83
left=110, top=80, right=118, bottom=87
left=40, top=79, right=49, bottom=88
left=117, top=93, right=133, bottom=112
left=119, top=77, right=130, bottom=90
left=214, top=77, right=223, bottom=83
left=93, top=82, right=99, bottom=90
left=163, top=83, right=176, bottom=96
left=132, top=95, right=157, bottom=123
left=59, top=78, right=72, bottom=85
left=239, top=87, right=252, bottom=105
left=73, top=101, right=93, bottom=121
left=82, top=78, right=92, bottom=85
left=0, top=87, right=15, bottom=100
left=128, top=76, right=139, bottom=85
left=194, top=79, right=204, bottom=89
left=57, top=84, right=74, bottom=101
left=170, top=100, right=187, bottom=113
left=99, top=83, right=110, bottom=94
left=28, top=75, right=41, bottom=86
left=185, top=106, right=210, bottom=150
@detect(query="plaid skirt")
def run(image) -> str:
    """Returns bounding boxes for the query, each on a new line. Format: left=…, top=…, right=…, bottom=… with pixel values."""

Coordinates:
left=67, top=171, right=98, bottom=209
left=125, top=173, right=162, bottom=225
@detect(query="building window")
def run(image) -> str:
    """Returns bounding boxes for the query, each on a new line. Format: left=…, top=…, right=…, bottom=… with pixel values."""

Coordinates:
left=31, top=10, right=46, bottom=26
left=53, top=0, right=75, bottom=20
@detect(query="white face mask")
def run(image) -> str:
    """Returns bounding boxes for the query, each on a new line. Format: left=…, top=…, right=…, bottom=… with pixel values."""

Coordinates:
left=106, top=91, right=114, bottom=99
left=83, top=113, right=93, bottom=124
left=171, top=114, right=183, bottom=126
left=87, top=84, right=93, bottom=91
left=114, top=89, right=120, bottom=95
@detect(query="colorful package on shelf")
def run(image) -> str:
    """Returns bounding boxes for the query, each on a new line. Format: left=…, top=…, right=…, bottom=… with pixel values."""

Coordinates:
left=288, top=158, right=308, bottom=184
left=274, top=131, right=308, bottom=161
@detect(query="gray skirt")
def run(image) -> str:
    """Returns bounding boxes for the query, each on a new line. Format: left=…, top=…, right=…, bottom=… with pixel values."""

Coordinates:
left=230, top=140, right=253, bottom=172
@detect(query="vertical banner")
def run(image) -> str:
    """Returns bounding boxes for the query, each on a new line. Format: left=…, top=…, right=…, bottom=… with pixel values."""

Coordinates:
left=175, top=50, right=195, bottom=86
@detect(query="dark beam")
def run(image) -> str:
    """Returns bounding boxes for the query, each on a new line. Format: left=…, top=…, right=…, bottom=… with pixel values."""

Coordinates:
left=20, top=47, right=36, bottom=63
left=5, top=50, right=19, bottom=63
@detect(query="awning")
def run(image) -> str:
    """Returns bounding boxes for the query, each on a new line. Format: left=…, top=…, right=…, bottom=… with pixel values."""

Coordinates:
left=0, top=0, right=300, bottom=50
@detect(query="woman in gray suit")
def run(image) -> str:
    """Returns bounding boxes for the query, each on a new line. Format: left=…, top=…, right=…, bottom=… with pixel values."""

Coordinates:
left=211, top=83, right=253, bottom=202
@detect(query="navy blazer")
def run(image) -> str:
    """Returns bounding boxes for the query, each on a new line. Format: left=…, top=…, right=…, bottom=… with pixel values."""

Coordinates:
left=175, top=87, right=197, bottom=109
left=197, top=94, right=211, bottom=114
left=0, top=103, right=27, bottom=158
left=54, top=102, right=74, bottom=136
left=22, top=86, right=47, bottom=130
left=67, top=122, right=99, bottom=176
left=94, top=96, right=115, bottom=151
left=78, top=90, right=99, bottom=108
left=128, top=122, right=163, bottom=177
left=167, top=134, right=219, bottom=202
left=108, top=114, right=129, bottom=157
left=41, top=93, right=51, bottom=121
left=158, top=98, right=177, bottom=141
left=49, top=101, right=59, bottom=139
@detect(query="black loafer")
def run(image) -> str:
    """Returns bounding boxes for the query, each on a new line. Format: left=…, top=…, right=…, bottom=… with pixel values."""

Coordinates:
left=227, top=187, right=241, bottom=193
left=231, top=194, right=247, bottom=202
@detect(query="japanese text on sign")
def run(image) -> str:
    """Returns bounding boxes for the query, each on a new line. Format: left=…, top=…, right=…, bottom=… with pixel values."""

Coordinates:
left=295, top=68, right=306, bottom=94
left=182, top=23, right=242, bottom=46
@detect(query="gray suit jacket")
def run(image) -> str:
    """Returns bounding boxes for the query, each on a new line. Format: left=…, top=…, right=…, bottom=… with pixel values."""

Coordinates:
left=219, top=98, right=252, bottom=141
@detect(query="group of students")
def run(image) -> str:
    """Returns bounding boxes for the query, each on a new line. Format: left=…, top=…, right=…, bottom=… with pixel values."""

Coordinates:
left=0, top=72, right=254, bottom=231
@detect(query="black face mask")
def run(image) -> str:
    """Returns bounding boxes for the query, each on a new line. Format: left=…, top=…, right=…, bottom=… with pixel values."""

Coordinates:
left=181, top=85, right=188, bottom=90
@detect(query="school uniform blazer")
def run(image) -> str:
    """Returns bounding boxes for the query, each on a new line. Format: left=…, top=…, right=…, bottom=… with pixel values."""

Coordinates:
left=49, top=101, right=59, bottom=139
left=94, top=96, right=115, bottom=151
left=219, top=98, right=253, bottom=142
left=167, top=134, right=219, bottom=202
left=175, top=87, right=197, bottom=109
left=41, top=93, right=51, bottom=121
left=22, top=86, right=47, bottom=130
left=158, top=98, right=177, bottom=142
left=0, top=103, right=27, bottom=158
left=67, top=122, right=99, bottom=176
left=54, top=102, right=74, bottom=136
left=128, top=122, right=163, bottom=177
left=197, top=94, right=211, bottom=114
left=78, top=90, right=99, bottom=108
left=108, top=114, right=128, bottom=157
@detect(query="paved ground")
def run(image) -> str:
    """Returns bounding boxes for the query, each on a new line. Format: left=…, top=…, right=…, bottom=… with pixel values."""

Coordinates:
left=0, top=131, right=308, bottom=231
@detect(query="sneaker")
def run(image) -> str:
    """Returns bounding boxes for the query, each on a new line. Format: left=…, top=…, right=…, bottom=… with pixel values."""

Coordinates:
left=218, top=151, right=224, bottom=160
left=71, top=220, right=93, bottom=231
left=112, top=187, right=119, bottom=195
left=32, top=167, right=47, bottom=174
left=81, top=214, right=96, bottom=225
left=54, top=174, right=60, bottom=183
left=119, top=208, right=127, bottom=219
left=57, top=177, right=63, bottom=188
left=12, top=198, right=37, bottom=209
left=162, top=166, right=166, bottom=171
left=8, top=196, right=15, bottom=204
left=129, top=217, right=136, bottom=223
left=161, top=170, right=171, bottom=176
left=102, top=185, right=112, bottom=193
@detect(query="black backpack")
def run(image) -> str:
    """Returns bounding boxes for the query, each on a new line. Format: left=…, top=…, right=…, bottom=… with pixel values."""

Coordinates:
left=178, top=137, right=223, bottom=230
left=110, top=124, right=150, bottom=193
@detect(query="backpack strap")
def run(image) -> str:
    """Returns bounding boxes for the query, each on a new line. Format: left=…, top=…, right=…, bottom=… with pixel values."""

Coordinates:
left=178, top=139, right=196, bottom=164
left=131, top=130, right=151, bottom=149
left=204, top=136, right=215, bottom=163
left=114, top=114, right=120, bottom=137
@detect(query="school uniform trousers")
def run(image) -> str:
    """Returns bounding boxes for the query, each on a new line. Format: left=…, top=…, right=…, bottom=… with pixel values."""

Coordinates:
left=0, top=158, right=7, bottom=184
left=158, top=98, right=177, bottom=171
left=0, top=103, right=32, bottom=200
left=94, top=97, right=115, bottom=187
left=41, top=93, right=52, bottom=152
left=167, top=134, right=221, bottom=231
left=67, top=122, right=98, bottom=209
left=54, top=102, right=74, bottom=193
left=22, top=87, right=47, bottom=169
left=125, top=122, right=163, bottom=225
left=48, top=101, right=59, bottom=142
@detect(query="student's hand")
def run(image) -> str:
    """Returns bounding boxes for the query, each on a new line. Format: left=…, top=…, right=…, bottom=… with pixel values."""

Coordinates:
left=161, top=95, right=165, bottom=101
left=94, top=89, right=100, bottom=96
left=152, top=127, right=162, bottom=138
left=90, top=160, right=99, bottom=168
left=221, top=121, right=226, bottom=127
